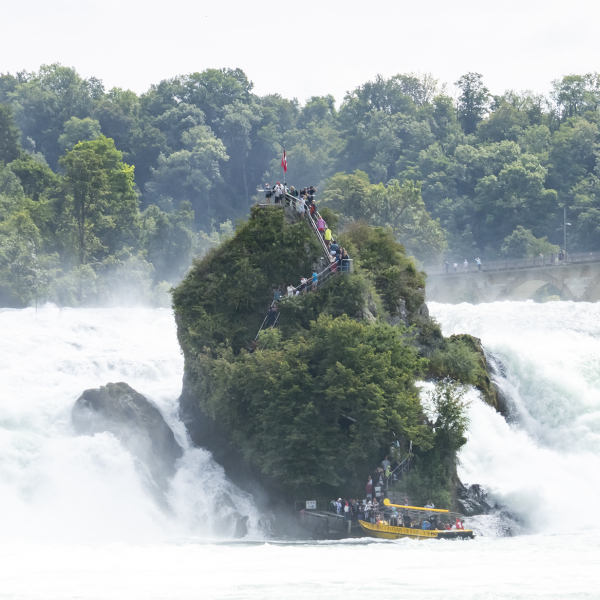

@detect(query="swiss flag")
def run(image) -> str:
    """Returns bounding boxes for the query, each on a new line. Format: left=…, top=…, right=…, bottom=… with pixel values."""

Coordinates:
left=281, top=149, right=287, bottom=173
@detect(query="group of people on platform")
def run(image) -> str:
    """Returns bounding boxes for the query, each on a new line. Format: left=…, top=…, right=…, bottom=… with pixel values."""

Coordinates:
left=263, top=183, right=316, bottom=207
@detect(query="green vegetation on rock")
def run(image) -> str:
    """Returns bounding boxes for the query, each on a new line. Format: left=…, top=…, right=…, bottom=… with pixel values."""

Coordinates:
left=174, top=207, right=482, bottom=502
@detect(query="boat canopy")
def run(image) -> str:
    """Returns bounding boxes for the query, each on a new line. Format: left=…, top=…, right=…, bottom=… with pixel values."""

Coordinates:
left=382, top=498, right=449, bottom=513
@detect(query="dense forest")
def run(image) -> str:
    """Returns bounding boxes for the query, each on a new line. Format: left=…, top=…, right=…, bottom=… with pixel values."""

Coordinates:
left=1, top=64, right=599, bottom=306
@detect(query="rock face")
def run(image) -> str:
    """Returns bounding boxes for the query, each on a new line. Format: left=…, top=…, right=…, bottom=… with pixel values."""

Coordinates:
left=178, top=372, right=276, bottom=506
left=448, top=333, right=501, bottom=410
left=72, top=382, right=183, bottom=489
left=456, top=483, right=497, bottom=516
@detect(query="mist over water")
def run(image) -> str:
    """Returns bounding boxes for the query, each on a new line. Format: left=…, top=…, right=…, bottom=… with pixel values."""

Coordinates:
left=430, top=301, right=600, bottom=534
left=2, top=302, right=600, bottom=599
left=0, top=305, right=262, bottom=544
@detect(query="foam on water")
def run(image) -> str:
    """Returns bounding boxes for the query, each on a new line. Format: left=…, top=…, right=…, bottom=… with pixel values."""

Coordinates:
left=0, top=305, right=263, bottom=543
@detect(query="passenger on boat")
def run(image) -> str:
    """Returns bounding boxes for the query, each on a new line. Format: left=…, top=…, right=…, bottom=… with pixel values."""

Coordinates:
left=445, top=523, right=452, bottom=530
left=389, top=508, right=399, bottom=527
left=422, top=520, right=431, bottom=530
left=335, top=498, right=342, bottom=514
left=357, top=501, right=364, bottom=522
left=402, top=514, right=412, bottom=528
left=344, top=501, right=352, bottom=533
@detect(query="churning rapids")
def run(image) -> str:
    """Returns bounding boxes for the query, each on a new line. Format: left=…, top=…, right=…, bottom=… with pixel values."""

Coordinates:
left=1, top=303, right=599, bottom=599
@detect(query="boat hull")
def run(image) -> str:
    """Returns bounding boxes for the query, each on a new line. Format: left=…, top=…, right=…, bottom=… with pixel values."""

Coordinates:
left=358, top=520, right=474, bottom=540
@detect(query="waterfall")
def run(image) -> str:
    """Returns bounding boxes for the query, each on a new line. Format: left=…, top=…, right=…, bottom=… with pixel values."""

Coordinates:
left=430, top=301, right=600, bottom=533
left=0, top=305, right=263, bottom=543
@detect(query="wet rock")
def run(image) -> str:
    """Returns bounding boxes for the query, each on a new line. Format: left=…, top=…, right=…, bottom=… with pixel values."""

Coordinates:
left=457, top=483, right=496, bottom=516
left=72, top=382, right=183, bottom=489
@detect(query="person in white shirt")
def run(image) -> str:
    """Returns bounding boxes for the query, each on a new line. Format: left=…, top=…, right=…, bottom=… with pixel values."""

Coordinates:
left=287, top=284, right=294, bottom=297
left=424, top=500, right=435, bottom=509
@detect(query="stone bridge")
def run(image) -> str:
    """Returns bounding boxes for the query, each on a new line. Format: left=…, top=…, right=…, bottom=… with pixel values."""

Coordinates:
left=426, top=261, right=600, bottom=303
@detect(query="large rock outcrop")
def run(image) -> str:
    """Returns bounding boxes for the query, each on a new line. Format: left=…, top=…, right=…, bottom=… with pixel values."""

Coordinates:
left=72, top=382, right=183, bottom=489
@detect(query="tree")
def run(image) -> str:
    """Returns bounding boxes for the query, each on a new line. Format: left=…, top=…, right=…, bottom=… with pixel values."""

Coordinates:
left=501, top=226, right=559, bottom=257
left=58, top=116, right=102, bottom=151
left=322, top=173, right=446, bottom=263
left=8, top=152, right=58, bottom=201
left=139, top=201, right=197, bottom=283
left=477, top=99, right=529, bottom=142
left=551, top=73, right=600, bottom=121
left=8, top=64, right=102, bottom=168
left=455, top=73, right=490, bottom=135
left=0, top=104, right=21, bottom=164
left=144, top=125, right=228, bottom=220
left=59, top=136, right=138, bottom=264
left=205, top=315, right=428, bottom=494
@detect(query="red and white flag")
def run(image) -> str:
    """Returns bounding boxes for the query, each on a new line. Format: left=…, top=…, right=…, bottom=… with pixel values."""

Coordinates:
left=281, top=149, right=287, bottom=173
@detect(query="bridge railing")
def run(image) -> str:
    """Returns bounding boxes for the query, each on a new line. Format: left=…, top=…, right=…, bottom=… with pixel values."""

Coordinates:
left=425, top=251, right=600, bottom=276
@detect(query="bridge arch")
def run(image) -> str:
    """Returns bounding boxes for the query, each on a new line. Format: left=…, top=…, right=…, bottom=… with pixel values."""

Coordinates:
left=581, top=273, right=600, bottom=302
left=498, top=271, right=576, bottom=301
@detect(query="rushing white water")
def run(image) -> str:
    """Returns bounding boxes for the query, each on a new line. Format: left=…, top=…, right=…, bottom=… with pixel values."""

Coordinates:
left=430, top=301, right=600, bottom=535
left=1, top=301, right=599, bottom=599
left=0, top=305, right=263, bottom=544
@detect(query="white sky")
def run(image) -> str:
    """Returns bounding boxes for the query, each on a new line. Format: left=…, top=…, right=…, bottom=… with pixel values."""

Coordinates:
left=2, top=0, right=600, bottom=104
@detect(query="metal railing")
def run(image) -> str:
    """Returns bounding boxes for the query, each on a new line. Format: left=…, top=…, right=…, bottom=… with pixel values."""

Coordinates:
left=287, top=258, right=354, bottom=298
left=425, top=250, right=600, bottom=276
left=254, top=259, right=353, bottom=342
left=283, top=192, right=334, bottom=263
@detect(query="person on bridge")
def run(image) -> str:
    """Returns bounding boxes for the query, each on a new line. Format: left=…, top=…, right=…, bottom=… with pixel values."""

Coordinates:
left=453, top=262, right=458, bottom=273
left=324, top=227, right=332, bottom=249
left=463, top=259, right=469, bottom=272
left=312, top=271, right=318, bottom=291
left=445, top=261, right=449, bottom=274
left=476, top=257, right=482, bottom=271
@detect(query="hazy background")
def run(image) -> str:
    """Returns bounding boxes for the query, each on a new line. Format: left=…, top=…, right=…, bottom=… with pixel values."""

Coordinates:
left=3, top=0, right=599, bottom=102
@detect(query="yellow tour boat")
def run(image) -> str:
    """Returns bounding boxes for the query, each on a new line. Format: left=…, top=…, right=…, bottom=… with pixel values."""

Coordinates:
left=358, top=499, right=474, bottom=540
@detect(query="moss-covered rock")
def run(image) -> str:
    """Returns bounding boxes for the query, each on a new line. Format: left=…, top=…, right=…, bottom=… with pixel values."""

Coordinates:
left=173, top=206, right=500, bottom=506
left=427, top=333, right=499, bottom=409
